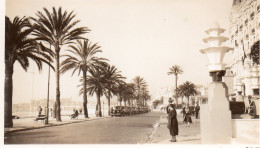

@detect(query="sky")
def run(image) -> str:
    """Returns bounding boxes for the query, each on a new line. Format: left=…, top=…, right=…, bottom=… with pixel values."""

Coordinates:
left=4, top=0, right=233, bottom=104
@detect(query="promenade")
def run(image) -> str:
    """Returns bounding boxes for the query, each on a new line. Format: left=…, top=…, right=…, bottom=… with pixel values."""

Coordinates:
left=5, top=111, right=201, bottom=144
left=4, top=114, right=110, bottom=134
left=150, top=111, right=201, bottom=144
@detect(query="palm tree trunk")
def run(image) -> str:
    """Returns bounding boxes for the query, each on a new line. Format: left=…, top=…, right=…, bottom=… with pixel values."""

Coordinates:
left=175, top=74, right=178, bottom=105
left=108, top=92, right=111, bottom=116
left=83, top=70, right=88, bottom=118
left=4, top=63, right=13, bottom=127
left=96, top=90, right=102, bottom=117
left=55, top=48, right=61, bottom=121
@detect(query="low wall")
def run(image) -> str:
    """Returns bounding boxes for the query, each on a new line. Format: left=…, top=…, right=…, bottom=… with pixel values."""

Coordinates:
left=232, top=119, right=260, bottom=144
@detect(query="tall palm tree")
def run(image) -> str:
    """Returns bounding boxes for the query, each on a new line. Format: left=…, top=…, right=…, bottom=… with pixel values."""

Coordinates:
left=116, top=82, right=127, bottom=106
left=124, top=83, right=135, bottom=107
left=168, top=65, right=183, bottom=105
left=102, top=64, right=125, bottom=115
left=5, top=16, right=53, bottom=127
left=84, top=68, right=108, bottom=117
left=132, top=76, right=147, bottom=107
left=179, top=81, right=197, bottom=104
left=30, top=7, right=89, bottom=121
left=175, top=86, right=185, bottom=104
left=60, top=39, right=105, bottom=118
left=140, top=86, right=150, bottom=107
left=121, top=83, right=136, bottom=107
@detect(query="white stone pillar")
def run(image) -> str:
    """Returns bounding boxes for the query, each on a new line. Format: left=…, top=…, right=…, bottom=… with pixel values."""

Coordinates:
left=200, top=82, right=232, bottom=144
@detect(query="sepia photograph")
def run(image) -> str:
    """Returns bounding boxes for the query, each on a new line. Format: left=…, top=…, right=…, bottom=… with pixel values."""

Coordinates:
left=1, top=0, right=260, bottom=147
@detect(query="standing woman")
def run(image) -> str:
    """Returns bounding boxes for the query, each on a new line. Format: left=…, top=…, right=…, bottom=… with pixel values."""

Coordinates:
left=167, top=104, right=179, bottom=142
left=183, top=104, right=192, bottom=127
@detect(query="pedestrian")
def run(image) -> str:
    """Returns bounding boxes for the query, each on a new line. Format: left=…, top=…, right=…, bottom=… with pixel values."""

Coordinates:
left=38, top=106, right=42, bottom=116
left=195, top=104, right=200, bottom=119
left=167, top=103, right=178, bottom=142
left=182, top=104, right=186, bottom=122
left=79, top=108, right=82, bottom=114
left=183, top=104, right=192, bottom=127
left=50, top=108, right=53, bottom=117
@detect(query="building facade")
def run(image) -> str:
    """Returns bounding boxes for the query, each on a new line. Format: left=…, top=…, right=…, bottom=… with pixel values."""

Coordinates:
left=229, top=0, right=260, bottom=96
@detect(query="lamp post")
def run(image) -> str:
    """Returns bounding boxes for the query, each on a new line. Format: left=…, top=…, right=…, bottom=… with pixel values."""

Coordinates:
left=45, top=43, right=51, bottom=125
left=199, top=21, right=233, bottom=144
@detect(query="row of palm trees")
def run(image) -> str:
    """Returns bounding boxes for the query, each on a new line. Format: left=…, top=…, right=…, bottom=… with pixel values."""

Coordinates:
left=168, top=65, right=198, bottom=105
left=5, top=7, right=150, bottom=127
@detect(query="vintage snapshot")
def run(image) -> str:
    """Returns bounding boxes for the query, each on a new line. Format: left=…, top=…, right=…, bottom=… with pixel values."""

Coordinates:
left=3, top=0, right=260, bottom=146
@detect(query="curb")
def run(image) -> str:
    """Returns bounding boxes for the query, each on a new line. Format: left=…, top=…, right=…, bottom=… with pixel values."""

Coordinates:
left=5, top=116, right=111, bottom=134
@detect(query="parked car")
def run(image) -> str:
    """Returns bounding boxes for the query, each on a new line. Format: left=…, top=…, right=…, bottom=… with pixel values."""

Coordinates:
left=111, top=106, right=123, bottom=117
left=121, top=106, right=129, bottom=116
left=130, top=107, right=136, bottom=115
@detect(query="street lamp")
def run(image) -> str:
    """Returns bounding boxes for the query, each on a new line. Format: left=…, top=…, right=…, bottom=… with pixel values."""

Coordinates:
left=199, top=21, right=233, bottom=144
left=45, top=43, right=51, bottom=125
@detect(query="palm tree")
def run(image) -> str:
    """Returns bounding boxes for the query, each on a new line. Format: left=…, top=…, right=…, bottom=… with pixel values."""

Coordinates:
left=60, top=39, right=105, bottom=118
left=124, top=83, right=135, bottom=107
left=178, top=81, right=197, bottom=104
left=132, top=76, right=147, bottom=107
left=116, top=82, right=127, bottom=106
left=121, top=83, right=136, bottom=107
left=84, top=68, right=108, bottom=117
left=102, top=64, right=125, bottom=115
left=175, top=86, right=185, bottom=104
left=140, top=86, right=150, bottom=107
left=30, top=7, right=89, bottom=121
left=5, top=16, right=53, bottom=127
left=168, top=65, right=183, bottom=105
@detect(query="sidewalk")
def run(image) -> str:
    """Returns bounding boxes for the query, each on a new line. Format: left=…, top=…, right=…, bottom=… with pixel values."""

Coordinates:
left=150, top=112, right=201, bottom=144
left=4, top=114, right=110, bottom=134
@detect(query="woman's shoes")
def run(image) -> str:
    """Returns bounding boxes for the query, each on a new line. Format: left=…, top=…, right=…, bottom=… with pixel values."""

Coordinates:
left=170, top=139, right=177, bottom=142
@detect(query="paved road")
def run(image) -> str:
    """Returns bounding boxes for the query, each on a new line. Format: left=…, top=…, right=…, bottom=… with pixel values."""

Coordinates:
left=5, top=111, right=163, bottom=144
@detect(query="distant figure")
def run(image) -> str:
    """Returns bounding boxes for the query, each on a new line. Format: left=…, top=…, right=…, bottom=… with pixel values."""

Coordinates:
left=195, top=104, right=200, bottom=119
left=182, top=104, right=186, bottom=121
left=79, top=108, right=82, bottom=114
left=75, top=110, right=79, bottom=116
left=236, top=91, right=244, bottom=102
left=167, top=104, right=178, bottom=142
left=50, top=108, right=53, bottom=117
left=183, top=104, right=192, bottom=127
left=111, top=107, right=114, bottom=114
left=38, top=106, right=42, bottom=116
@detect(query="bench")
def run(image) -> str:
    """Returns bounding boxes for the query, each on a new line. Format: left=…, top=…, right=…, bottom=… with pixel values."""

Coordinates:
left=34, top=115, right=46, bottom=122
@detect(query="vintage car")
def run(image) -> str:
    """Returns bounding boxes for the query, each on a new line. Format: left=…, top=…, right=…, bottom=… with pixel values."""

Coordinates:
left=121, top=106, right=130, bottom=116
left=111, top=106, right=124, bottom=117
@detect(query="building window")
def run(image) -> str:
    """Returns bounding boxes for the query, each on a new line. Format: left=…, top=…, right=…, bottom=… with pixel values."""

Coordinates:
left=235, top=40, right=238, bottom=46
left=257, top=5, right=260, bottom=13
left=240, top=25, right=243, bottom=31
left=246, top=34, right=249, bottom=39
left=235, top=30, right=238, bottom=35
left=231, top=35, right=234, bottom=40
left=252, top=28, right=255, bottom=34
left=250, top=12, right=255, bottom=20
left=245, top=19, right=248, bottom=26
